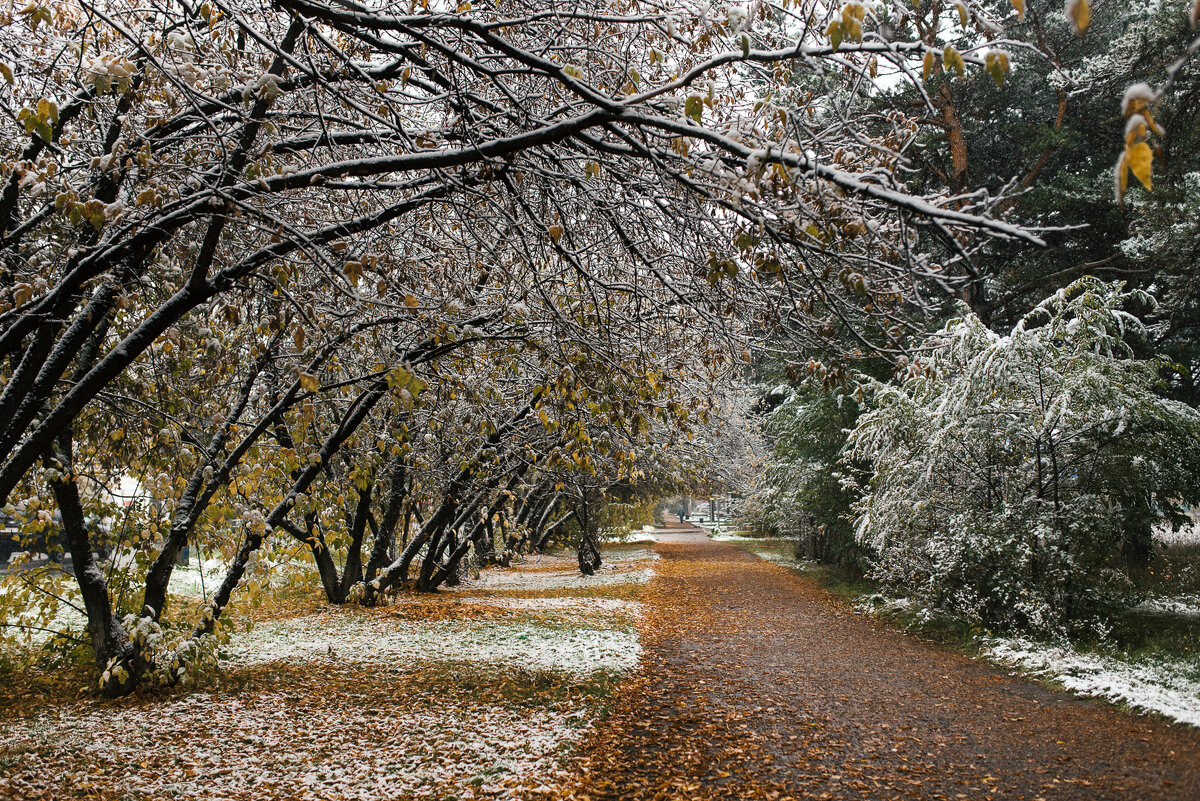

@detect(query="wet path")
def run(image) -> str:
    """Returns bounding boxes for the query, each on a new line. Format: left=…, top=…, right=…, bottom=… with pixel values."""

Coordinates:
left=561, top=533, right=1200, bottom=800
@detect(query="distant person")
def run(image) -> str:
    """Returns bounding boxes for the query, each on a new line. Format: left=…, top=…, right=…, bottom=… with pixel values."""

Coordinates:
left=678, top=505, right=688, bottom=522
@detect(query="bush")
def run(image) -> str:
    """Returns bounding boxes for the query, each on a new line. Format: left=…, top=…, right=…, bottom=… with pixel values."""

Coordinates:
left=847, top=278, right=1200, bottom=636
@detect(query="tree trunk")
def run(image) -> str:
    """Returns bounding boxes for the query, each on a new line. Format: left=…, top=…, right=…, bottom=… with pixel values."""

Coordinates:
left=337, top=485, right=372, bottom=600
left=48, top=438, right=137, bottom=697
left=576, top=493, right=602, bottom=576
left=364, top=461, right=407, bottom=584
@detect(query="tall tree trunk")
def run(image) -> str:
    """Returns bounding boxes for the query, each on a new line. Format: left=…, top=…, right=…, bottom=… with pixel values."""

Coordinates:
left=47, top=435, right=137, bottom=697
left=364, top=461, right=407, bottom=584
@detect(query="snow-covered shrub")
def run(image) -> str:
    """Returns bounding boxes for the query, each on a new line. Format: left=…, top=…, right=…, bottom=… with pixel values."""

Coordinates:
left=847, top=278, right=1200, bottom=635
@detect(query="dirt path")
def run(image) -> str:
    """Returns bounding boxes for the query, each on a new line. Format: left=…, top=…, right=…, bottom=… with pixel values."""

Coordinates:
left=560, top=533, right=1200, bottom=801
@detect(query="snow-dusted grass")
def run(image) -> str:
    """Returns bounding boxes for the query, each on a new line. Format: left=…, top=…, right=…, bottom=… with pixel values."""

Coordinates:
left=984, top=637, right=1200, bottom=727
left=459, top=596, right=642, bottom=617
left=451, top=553, right=654, bottom=593
left=854, top=593, right=916, bottom=616
left=0, top=547, right=656, bottom=800
left=707, top=530, right=761, bottom=542
left=621, top=527, right=661, bottom=543
left=0, top=566, right=86, bottom=651
left=692, top=519, right=741, bottom=538
left=1155, top=516, right=1200, bottom=548
left=166, top=557, right=228, bottom=599
left=1, top=683, right=592, bottom=800
left=748, top=548, right=806, bottom=568
left=223, top=610, right=641, bottom=675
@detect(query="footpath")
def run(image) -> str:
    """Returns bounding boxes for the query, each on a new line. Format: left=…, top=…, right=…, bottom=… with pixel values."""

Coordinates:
left=559, top=530, right=1200, bottom=800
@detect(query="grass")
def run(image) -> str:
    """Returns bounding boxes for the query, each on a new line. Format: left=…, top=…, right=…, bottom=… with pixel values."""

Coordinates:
left=1100, top=541, right=1200, bottom=661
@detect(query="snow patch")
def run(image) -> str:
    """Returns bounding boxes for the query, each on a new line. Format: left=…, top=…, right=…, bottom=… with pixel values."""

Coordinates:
left=166, top=557, right=228, bottom=599
left=1, top=689, right=589, bottom=800
left=1155, top=518, right=1200, bottom=548
left=224, top=612, right=641, bottom=675
left=984, top=636, right=1200, bottom=728
left=459, top=596, right=643, bottom=617
left=1132, top=594, right=1200, bottom=618
left=855, top=593, right=916, bottom=616
left=454, top=563, right=654, bottom=593
left=708, top=531, right=759, bottom=541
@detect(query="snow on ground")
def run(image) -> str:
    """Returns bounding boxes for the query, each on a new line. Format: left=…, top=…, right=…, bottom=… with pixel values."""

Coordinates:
left=854, top=593, right=917, bottom=616
left=452, top=557, right=654, bottom=593
left=1155, top=514, right=1200, bottom=547
left=707, top=531, right=761, bottom=542
left=623, top=526, right=661, bottom=543
left=459, top=596, right=642, bottom=617
left=984, top=637, right=1200, bottom=728
left=600, top=547, right=658, bottom=563
left=1133, top=594, right=1200, bottom=618
left=1, top=686, right=590, bottom=800
left=692, top=519, right=742, bottom=538
left=748, top=548, right=804, bottom=567
left=1, top=548, right=657, bottom=800
left=224, top=611, right=641, bottom=674
left=167, top=557, right=229, bottom=599
left=0, top=569, right=86, bottom=649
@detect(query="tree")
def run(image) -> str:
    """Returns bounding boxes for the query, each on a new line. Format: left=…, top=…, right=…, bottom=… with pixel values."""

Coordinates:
left=0, top=0, right=1053, bottom=694
left=846, top=278, right=1200, bottom=635
left=746, top=379, right=864, bottom=563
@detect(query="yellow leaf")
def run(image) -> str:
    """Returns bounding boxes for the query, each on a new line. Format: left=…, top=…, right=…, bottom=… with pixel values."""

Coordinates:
left=403, top=294, right=419, bottom=307
left=548, top=225, right=563, bottom=243
left=1067, top=0, right=1089, bottom=34
left=299, top=373, right=320, bottom=392
left=943, top=46, right=965, bottom=77
left=1126, top=141, right=1153, bottom=191
left=0, top=63, right=13, bottom=84
left=1012, top=0, right=1025, bottom=19
left=985, top=52, right=1010, bottom=87
left=922, top=51, right=935, bottom=81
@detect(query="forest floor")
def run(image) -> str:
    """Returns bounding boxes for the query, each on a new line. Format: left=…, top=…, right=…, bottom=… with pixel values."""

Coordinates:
left=559, top=527, right=1200, bottom=801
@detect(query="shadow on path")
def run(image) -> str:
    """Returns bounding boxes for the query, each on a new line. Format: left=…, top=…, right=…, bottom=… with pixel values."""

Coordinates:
left=560, top=535, right=1200, bottom=800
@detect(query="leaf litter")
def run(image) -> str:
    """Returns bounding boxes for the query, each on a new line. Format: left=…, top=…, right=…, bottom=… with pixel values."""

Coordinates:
left=0, top=550, right=654, bottom=800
